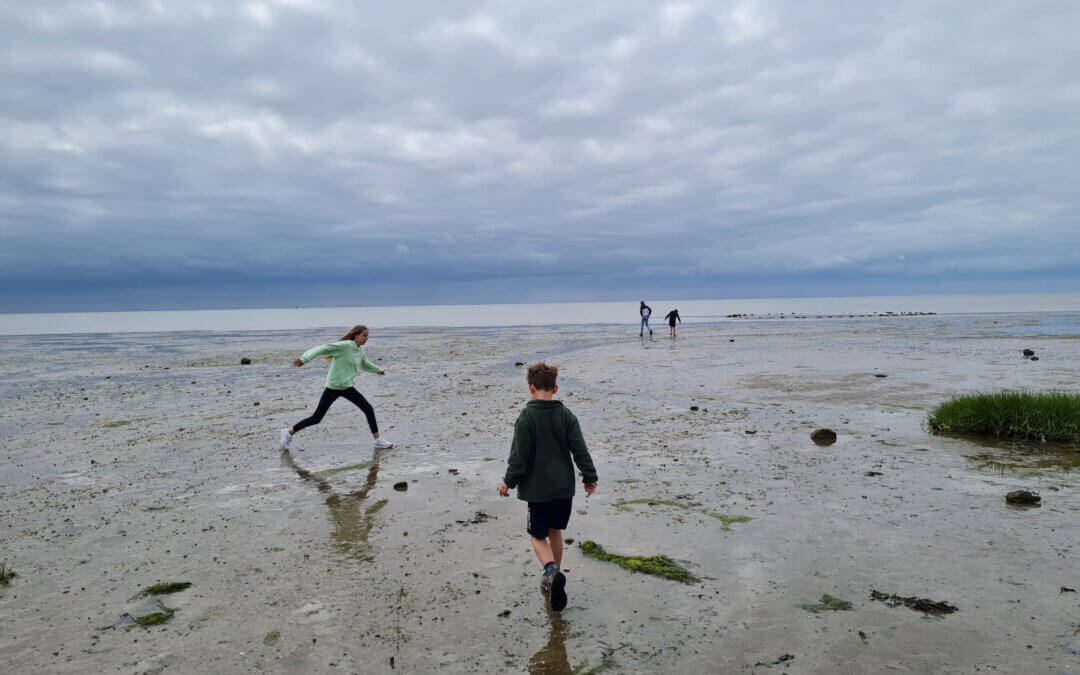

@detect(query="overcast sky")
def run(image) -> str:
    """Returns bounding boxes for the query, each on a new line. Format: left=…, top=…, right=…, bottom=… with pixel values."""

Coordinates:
left=2, top=1, right=1078, bottom=312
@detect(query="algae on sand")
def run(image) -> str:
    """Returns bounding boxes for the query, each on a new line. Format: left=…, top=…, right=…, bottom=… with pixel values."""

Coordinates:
left=134, top=581, right=192, bottom=598
left=613, top=498, right=751, bottom=531
left=801, top=594, right=853, bottom=613
left=0, top=563, right=15, bottom=586
left=580, top=540, right=698, bottom=584
left=134, top=606, right=175, bottom=627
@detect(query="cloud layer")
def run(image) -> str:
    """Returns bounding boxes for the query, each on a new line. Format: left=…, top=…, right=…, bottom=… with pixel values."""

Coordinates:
left=2, top=1, right=1078, bottom=310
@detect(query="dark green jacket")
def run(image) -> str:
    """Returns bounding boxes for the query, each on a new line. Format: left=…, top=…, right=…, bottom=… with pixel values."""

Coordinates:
left=503, top=400, right=598, bottom=502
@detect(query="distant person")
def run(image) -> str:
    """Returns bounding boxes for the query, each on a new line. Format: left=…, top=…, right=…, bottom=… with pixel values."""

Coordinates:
left=639, top=300, right=653, bottom=336
left=279, top=324, right=393, bottom=451
left=499, top=362, right=598, bottom=612
left=665, top=308, right=682, bottom=337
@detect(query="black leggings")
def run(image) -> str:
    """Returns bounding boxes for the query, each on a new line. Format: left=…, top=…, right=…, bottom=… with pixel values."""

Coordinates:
left=293, top=387, right=378, bottom=434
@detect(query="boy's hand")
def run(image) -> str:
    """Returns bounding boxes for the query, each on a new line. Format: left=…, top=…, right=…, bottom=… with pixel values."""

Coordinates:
left=498, top=483, right=509, bottom=497
left=584, top=482, right=597, bottom=497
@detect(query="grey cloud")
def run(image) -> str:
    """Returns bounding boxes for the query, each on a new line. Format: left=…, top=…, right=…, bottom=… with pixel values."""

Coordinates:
left=1, top=1, right=1078, bottom=311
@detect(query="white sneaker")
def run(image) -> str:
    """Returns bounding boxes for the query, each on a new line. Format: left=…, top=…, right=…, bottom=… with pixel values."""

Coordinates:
left=279, top=428, right=292, bottom=450
left=373, top=438, right=394, bottom=449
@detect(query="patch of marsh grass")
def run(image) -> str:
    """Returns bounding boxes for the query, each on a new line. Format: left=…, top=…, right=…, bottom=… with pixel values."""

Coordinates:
left=929, top=391, right=1080, bottom=443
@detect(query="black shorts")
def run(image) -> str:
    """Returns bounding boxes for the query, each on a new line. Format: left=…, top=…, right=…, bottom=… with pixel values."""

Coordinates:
left=527, top=498, right=572, bottom=538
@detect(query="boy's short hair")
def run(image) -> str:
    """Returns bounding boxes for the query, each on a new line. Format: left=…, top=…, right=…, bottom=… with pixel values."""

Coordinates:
left=527, top=361, right=558, bottom=391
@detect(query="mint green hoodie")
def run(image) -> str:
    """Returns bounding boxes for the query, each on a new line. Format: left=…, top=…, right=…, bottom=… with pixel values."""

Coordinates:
left=300, top=340, right=381, bottom=390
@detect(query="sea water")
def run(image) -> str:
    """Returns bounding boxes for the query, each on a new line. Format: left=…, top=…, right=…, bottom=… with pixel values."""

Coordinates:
left=1, top=292, right=1079, bottom=336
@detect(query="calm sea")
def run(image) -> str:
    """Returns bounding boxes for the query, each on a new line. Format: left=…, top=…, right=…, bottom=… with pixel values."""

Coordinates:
left=2, top=293, right=1079, bottom=336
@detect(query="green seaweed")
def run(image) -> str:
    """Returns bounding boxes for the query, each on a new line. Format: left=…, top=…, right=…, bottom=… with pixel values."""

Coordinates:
left=314, top=461, right=372, bottom=478
left=134, top=606, right=175, bottom=627
left=614, top=498, right=751, bottom=531
left=580, top=540, right=698, bottom=584
left=263, top=630, right=281, bottom=645
left=103, top=420, right=130, bottom=428
left=801, top=594, right=853, bottom=613
left=705, top=512, right=753, bottom=531
left=365, top=499, right=389, bottom=516
left=0, top=563, right=15, bottom=586
left=135, top=581, right=192, bottom=598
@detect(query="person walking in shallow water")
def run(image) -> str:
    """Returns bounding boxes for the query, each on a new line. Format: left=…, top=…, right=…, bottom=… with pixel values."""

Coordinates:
left=665, top=308, right=681, bottom=337
left=279, top=324, right=393, bottom=451
left=639, top=301, right=653, bottom=336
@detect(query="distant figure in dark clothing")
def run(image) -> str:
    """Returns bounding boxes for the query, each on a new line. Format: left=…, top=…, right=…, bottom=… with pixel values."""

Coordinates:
left=639, top=301, right=653, bottom=336
left=665, top=309, right=681, bottom=337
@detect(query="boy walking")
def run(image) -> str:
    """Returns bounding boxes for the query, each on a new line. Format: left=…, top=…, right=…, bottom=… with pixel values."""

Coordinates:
left=499, top=362, right=598, bottom=611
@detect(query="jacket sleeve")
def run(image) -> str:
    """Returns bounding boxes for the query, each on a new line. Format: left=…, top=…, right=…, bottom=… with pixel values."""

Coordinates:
left=566, top=412, right=598, bottom=484
left=300, top=341, right=342, bottom=364
left=503, top=414, right=534, bottom=488
left=358, top=347, right=381, bottom=373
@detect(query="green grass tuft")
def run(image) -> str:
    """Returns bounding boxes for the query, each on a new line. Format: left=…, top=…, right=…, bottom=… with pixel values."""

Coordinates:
left=928, top=391, right=1080, bottom=443
left=801, top=593, right=853, bottom=613
left=580, top=540, right=698, bottom=583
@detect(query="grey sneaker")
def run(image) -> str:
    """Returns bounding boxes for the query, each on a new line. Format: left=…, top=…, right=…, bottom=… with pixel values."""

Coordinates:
left=279, top=428, right=292, bottom=450
left=373, top=438, right=394, bottom=449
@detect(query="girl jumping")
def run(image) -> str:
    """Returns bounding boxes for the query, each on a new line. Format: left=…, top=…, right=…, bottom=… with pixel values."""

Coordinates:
left=280, top=324, right=393, bottom=451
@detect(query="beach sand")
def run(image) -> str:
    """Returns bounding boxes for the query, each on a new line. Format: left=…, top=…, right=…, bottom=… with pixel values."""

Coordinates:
left=1, top=316, right=1079, bottom=673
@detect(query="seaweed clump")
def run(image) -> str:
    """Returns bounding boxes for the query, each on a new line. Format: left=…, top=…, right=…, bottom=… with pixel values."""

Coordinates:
left=134, top=581, right=192, bottom=598
left=801, top=594, right=853, bottom=613
left=0, top=563, right=15, bottom=586
left=580, top=540, right=698, bottom=584
left=870, top=590, right=958, bottom=615
left=134, top=606, right=176, bottom=627
left=613, top=498, right=751, bottom=531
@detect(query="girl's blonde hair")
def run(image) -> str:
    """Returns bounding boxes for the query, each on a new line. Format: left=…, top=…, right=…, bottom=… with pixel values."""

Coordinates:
left=324, top=324, right=368, bottom=361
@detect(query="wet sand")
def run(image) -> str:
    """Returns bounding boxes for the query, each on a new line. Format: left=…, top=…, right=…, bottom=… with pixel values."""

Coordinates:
left=1, top=316, right=1079, bottom=673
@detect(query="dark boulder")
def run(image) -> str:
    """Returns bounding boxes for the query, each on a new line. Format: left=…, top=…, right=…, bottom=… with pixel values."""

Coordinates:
left=811, top=428, right=837, bottom=445
left=240, top=357, right=252, bottom=365
left=1005, top=490, right=1040, bottom=505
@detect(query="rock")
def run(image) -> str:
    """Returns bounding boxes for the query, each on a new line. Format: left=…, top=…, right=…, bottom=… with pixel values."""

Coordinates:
left=253, top=401, right=260, bottom=407
left=1022, top=349, right=1034, bottom=356
left=1030, top=356, right=1039, bottom=361
left=240, top=357, right=251, bottom=365
left=811, top=428, right=837, bottom=445
left=393, top=481, right=408, bottom=492
left=690, top=405, right=699, bottom=411
left=514, top=361, right=524, bottom=367
left=865, top=471, right=883, bottom=477
left=729, top=339, right=735, bottom=342
left=1005, top=490, right=1040, bottom=505
left=875, top=373, right=887, bottom=378
left=448, top=469, right=459, bottom=475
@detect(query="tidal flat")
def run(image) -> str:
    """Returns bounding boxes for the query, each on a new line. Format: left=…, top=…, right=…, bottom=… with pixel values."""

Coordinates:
left=1, top=315, right=1079, bottom=673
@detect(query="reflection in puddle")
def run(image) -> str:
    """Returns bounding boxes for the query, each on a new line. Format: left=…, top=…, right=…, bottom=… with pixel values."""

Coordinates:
left=281, top=448, right=387, bottom=561
left=529, top=608, right=570, bottom=674
left=966, top=449, right=1080, bottom=478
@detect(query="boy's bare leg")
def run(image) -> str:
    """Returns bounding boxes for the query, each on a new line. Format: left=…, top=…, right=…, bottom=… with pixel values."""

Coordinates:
left=531, top=536, right=555, bottom=567
left=548, top=529, right=564, bottom=568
